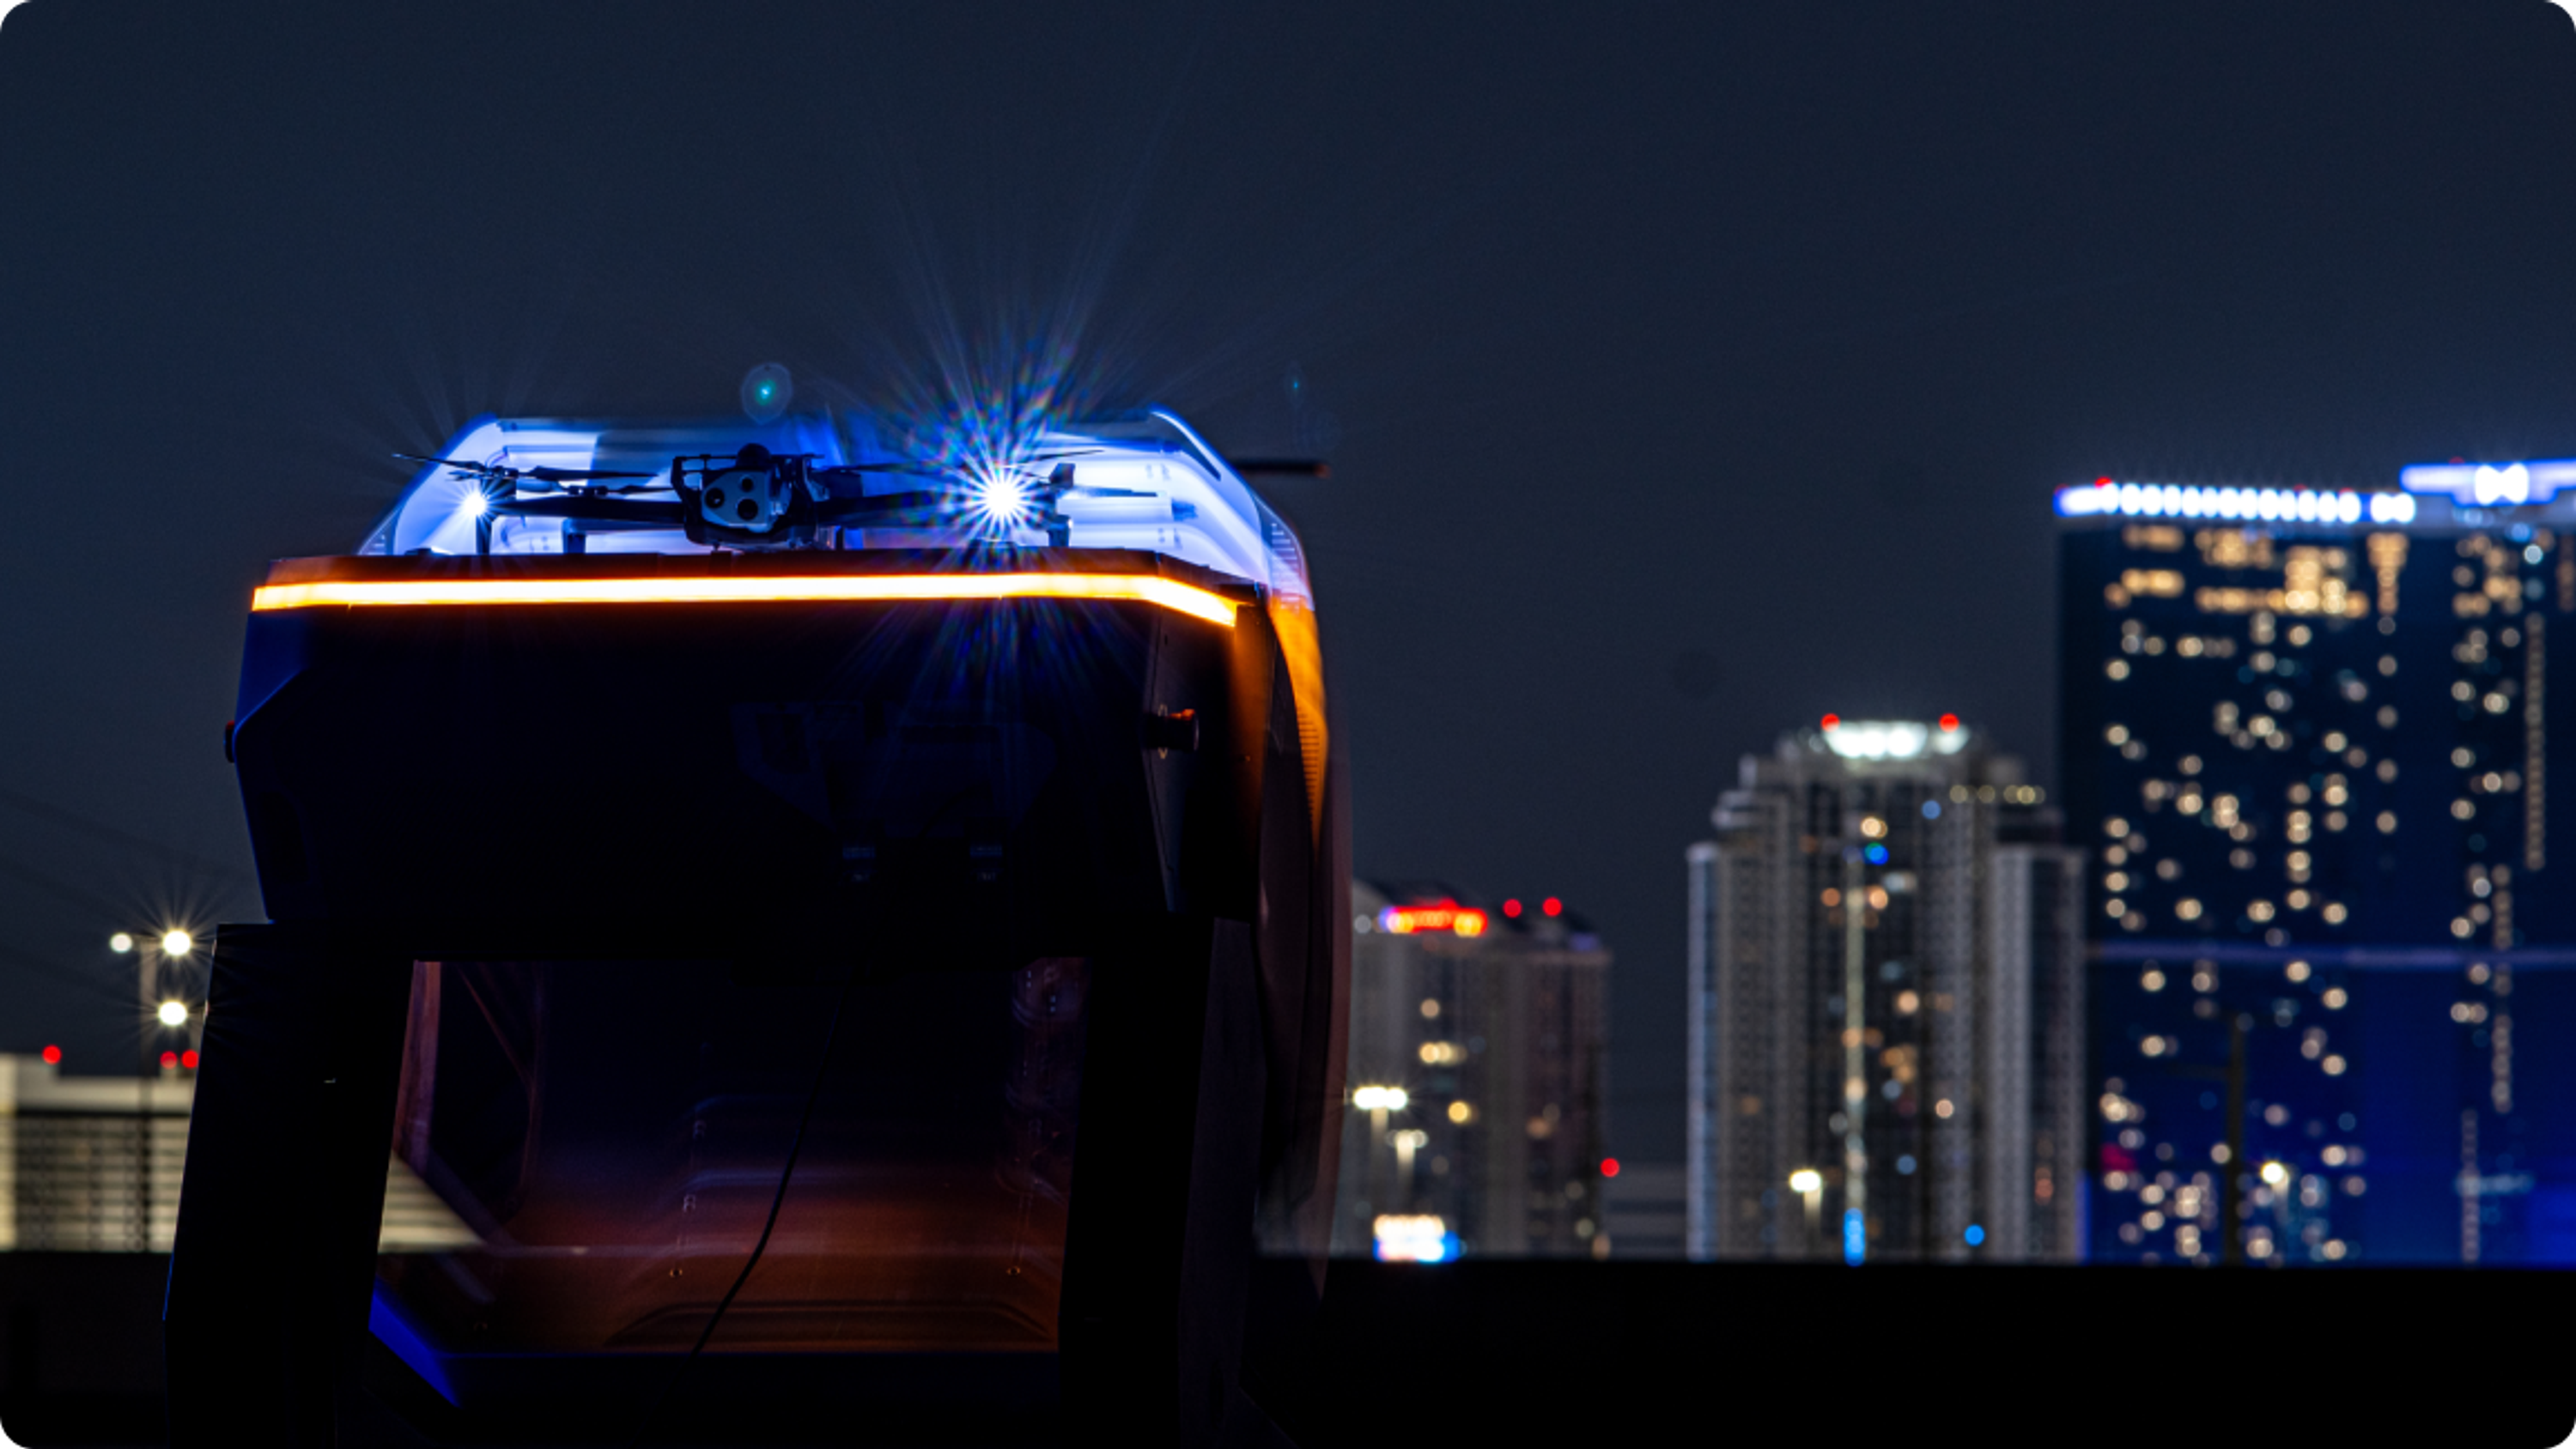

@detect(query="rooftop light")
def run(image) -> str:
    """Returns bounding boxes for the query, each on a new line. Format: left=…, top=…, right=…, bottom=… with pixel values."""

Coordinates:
left=2055, top=480, right=2409, bottom=524
left=1820, top=719, right=1970, bottom=761
left=1379, top=902, right=1488, bottom=937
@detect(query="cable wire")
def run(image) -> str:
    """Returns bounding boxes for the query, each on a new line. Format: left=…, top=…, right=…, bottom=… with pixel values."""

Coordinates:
left=627, top=961, right=857, bottom=1448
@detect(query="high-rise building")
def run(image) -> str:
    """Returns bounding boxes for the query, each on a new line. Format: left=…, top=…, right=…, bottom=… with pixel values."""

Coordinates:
left=1685, top=722, right=2087, bottom=1264
left=2058, top=470, right=2576, bottom=1265
left=1333, top=882, right=1610, bottom=1261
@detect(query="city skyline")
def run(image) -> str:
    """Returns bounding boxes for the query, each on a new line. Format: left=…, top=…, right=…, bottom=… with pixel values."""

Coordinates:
left=21, top=7, right=2576, bottom=1179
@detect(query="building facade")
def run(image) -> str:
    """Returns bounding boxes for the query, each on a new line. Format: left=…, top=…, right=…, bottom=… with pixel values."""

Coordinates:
left=2059, top=470, right=2576, bottom=1265
left=1599, top=1161, right=1687, bottom=1258
left=1686, top=723, right=2086, bottom=1264
left=0, top=1055, right=191, bottom=1252
left=1333, top=882, right=1610, bottom=1260
left=0, top=1054, right=470, bottom=1253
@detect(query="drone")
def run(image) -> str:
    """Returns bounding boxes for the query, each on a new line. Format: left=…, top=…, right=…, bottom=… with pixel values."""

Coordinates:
left=398, top=445, right=1133, bottom=552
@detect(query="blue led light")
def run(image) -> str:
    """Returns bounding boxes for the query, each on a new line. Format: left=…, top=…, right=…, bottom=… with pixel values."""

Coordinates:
left=1965, top=1224, right=1986, bottom=1247
left=1843, top=1209, right=1866, bottom=1266
left=2054, top=479, right=2409, bottom=525
left=1921, top=801, right=1941, bottom=820
left=2400, top=459, right=2576, bottom=507
left=1863, top=843, right=1890, bottom=865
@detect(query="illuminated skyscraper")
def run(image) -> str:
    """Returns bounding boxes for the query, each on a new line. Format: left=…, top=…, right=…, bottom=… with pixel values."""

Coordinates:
left=1333, top=882, right=1610, bottom=1260
left=1685, top=723, right=2087, bottom=1264
left=2059, top=468, right=2576, bottom=1265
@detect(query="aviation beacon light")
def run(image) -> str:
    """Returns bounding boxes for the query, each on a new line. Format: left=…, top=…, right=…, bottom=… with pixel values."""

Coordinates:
left=164, top=408, right=1348, bottom=1447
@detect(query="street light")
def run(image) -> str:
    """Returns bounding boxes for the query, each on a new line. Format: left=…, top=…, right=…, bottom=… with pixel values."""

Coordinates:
left=156, top=1000, right=189, bottom=1029
left=108, top=932, right=135, bottom=954
left=1789, top=1167, right=1826, bottom=1254
left=160, top=930, right=192, bottom=958
left=1392, top=1127, right=1429, bottom=1190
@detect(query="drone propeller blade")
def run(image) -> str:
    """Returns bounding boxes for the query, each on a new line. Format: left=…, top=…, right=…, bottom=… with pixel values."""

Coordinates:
left=394, top=452, right=514, bottom=476
left=525, top=466, right=658, bottom=483
left=815, top=459, right=956, bottom=480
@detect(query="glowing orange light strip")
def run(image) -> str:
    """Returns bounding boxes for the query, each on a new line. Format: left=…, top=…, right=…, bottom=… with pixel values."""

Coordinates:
left=250, top=573, right=1240, bottom=627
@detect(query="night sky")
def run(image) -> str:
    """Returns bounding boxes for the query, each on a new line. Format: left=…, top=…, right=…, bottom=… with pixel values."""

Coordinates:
left=5, top=2, right=2576, bottom=1162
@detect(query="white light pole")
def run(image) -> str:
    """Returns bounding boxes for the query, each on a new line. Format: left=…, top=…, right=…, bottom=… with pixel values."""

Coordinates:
left=1789, top=1167, right=1825, bottom=1254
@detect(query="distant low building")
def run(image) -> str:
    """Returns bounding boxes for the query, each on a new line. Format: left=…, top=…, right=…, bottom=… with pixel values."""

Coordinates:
left=0, top=1054, right=470, bottom=1253
left=1686, top=720, right=2087, bottom=1264
left=1334, top=882, right=1611, bottom=1260
left=1600, top=1161, right=1686, bottom=1259
left=0, top=1055, right=190, bottom=1252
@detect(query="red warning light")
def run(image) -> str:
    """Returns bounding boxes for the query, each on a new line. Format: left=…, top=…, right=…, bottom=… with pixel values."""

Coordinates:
left=1503, top=899, right=1523, bottom=919
left=180, top=1050, right=199, bottom=1070
left=1542, top=897, right=1564, bottom=918
left=1820, top=713, right=1841, bottom=730
left=1938, top=713, right=1960, bottom=731
left=159, top=1051, right=178, bottom=1070
left=39, top=1045, right=60, bottom=1065
left=2096, top=476, right=2114, bottom=488
left=1601, top=1157, right=1622, bottom=1179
